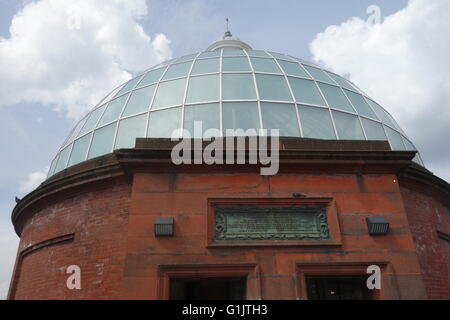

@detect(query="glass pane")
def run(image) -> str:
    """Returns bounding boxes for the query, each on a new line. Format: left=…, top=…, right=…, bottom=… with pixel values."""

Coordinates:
left=303, top=65, right=334, bottom=83
left=148, top=107, right=182, bottom=138
left=344, top=90, right=377, bottom=119
left=277, top=60, right=310, bottom=78
left=299, top=105, right=336, bottom=139
left=402, top=137, right=416, bottom=150
left=152, top=78, right=186, bottom=109
left=78, top=104, right=107, bottom=136
left=65, top=116, right=87, bottom=146
left=138, top=67, right=166, bottom=87
left=387, top=113, right=404, bottom=133
left=54, top=145, right=72, bottom=173
left=413, top=153, right=424, bottom=166
left=223, top=102, right=260, bottom=135
left=261, top=103, right=299, bottom=136
left=318, top=83, right=354, bottom=112
left=222, top=50, right=245, bottom=56
left=250, top=57, right=281, bottom=73
left=290, top=56, right=307, bottom=64
left=99, top=94, right=129, bottom=126
left=88, top=122, right=117, bottom=159
left=361, top=118, right=387, bottom=140
left=325, top=72, right=358, bottom=91
left=114, top=75, right=143, bottom=97
left=367, top=100, right=396, bottom=128
left=403, top=138, right=422, bottom=164
left=222, top=57, right=251, bottom=72
left=384, top=126, right=405, bottom=150
left=68, top=133, right=92, bottom=166
left=222, top=74, right=256, bottom=100
left=255, top=74, right=292, bottom=101
left=184, top=103, right=220, bottom=138
left=186, top=74, right=220, bottom=103
left=269, top=52, right=294, bottom=60
left=176, top=53, right=198, bottom=63
left=288, top=77, right=326, bottom=105
left=61, top=127, right=75, bottom=148
left=108, top=85, right=124, bottom=100
left=162, top=61, right=193, bottom=80
left=191, top=58, right=219, bottom=75
left=115, top=114, right=147, bottom=149
left=332, top=111, right=365, bottom=140
left=122, top=85, right=155, bottom=117
left=247, top=50, right=269, bottom=57
left=95, top=92, right=111, bottom=109
left=198, top=51, right=220, bottom=58
left=157, top=58, right=177, bottom=67
left=48, top=156, right=58, bottom=177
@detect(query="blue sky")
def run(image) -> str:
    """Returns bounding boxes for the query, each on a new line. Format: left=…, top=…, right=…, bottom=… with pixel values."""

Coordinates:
left=1, top=0, right=448, bottom=299
left=144, top=0, right=408, bottom=58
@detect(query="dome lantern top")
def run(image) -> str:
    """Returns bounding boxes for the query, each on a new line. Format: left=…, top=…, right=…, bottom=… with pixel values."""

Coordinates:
left=206, top=18, right=252, bottom=51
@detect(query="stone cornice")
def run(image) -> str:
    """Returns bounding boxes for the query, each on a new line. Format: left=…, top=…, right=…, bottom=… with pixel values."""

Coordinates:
left=11, top=138, right=448, bottom=236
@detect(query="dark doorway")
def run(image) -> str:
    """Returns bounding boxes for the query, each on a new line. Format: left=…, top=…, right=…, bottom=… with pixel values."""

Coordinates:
left=306, top=276, right=373, bottom=300
left=170, top=277, right=246, bottom=300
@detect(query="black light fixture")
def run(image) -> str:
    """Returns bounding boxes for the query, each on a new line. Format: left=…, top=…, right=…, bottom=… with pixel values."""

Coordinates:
left=154, top=217, right=174, bottom=237
left=366, top=217, right=390, bottom=235
left=293, top=192, right=306, bottom=198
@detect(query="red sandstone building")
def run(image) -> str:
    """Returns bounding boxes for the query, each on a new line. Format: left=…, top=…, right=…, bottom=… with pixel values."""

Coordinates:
left=8, top=34, right=450, bottom=300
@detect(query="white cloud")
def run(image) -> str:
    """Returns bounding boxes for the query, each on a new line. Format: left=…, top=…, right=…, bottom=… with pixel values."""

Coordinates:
left=0, top=0, right=172, bottom=119
left=310, top=0, right=450, bottom=181
left=19, top=166, right=49, bottom=194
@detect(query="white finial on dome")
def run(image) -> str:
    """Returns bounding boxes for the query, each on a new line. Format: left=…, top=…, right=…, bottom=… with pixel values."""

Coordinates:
left=206, top=19, right=252, bottom=51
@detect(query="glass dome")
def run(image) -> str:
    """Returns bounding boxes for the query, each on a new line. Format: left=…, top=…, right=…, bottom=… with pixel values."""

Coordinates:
left=47, top=48, right=423, bottom=178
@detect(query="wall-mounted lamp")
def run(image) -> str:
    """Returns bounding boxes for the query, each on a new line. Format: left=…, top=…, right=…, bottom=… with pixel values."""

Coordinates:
left=366, top=217, right=390, bottom=235
left=154, top=217, right=174, bottom=237
left=293, top=193, right=306, bottom=198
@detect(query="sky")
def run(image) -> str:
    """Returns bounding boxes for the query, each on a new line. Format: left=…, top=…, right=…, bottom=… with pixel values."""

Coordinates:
left=0, top=0, right=448, bottom=299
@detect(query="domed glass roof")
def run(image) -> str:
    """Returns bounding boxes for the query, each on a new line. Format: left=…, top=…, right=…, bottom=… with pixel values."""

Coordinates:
left=47, top=47, right=423, bottom=178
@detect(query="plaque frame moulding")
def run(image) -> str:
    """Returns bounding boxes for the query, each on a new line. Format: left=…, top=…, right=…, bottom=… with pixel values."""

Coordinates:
left=207, top=198, right=342, bottom=247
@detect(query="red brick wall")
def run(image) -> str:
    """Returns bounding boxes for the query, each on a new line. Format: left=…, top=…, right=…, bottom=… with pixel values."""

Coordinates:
left=9, top=177, right=131, bottom=300
left=399, top=178, right=450, bottom=299
left=123, top=172, right=426, bottom=299
left=9, top=171, right=436, bottom=300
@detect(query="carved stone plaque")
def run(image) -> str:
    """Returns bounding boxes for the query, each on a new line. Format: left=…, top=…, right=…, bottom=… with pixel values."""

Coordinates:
left=214, top=206, right=329, bottom=241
